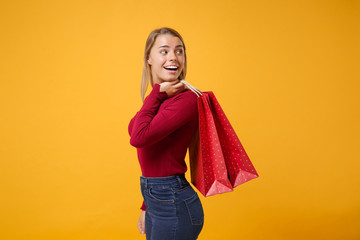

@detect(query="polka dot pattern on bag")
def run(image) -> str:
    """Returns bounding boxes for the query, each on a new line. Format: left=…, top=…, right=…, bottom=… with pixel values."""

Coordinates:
left=189, top=91, right=259, bottom=197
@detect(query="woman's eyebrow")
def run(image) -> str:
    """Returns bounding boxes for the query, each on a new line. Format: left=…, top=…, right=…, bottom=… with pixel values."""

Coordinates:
left=159, top=45, right=184, bottom=48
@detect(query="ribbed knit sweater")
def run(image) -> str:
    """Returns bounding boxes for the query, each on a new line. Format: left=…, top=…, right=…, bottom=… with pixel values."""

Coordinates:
left=128, top=83, right=198, bottom=210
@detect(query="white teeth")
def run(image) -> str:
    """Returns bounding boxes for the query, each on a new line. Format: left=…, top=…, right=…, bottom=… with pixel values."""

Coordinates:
left=165, top=66, right=178, bottom=69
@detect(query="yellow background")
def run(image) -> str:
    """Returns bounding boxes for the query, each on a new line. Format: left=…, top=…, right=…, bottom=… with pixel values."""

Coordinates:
left=1, top=0, right=359, bottom=239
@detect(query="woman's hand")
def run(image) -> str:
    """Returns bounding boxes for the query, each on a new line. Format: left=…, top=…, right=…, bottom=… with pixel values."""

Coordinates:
left=137, top=210, right=146, bottom=235
left=159, top=80, right=186, bottom=98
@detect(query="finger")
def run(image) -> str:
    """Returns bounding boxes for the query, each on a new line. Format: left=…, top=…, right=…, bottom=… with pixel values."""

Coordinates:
left=181, top=81, right=191, bottom=90
left=138, top=223, right=144, bottom=234
left=170, top=79, right=180, bottom=85
left=174, top=82, right=186, bottom=89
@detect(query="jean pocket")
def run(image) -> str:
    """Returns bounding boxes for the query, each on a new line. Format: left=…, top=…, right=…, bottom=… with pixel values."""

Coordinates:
left=174, top=185, right=190, bottom=193
left=185, top=192, right=204, bottom=226
left=148, top=187, right=175, bottom=203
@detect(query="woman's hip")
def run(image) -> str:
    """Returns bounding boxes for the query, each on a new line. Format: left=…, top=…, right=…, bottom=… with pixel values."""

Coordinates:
left=140, top=174, right=204, bottom=226
left=140, top=174, right=200, bottom=203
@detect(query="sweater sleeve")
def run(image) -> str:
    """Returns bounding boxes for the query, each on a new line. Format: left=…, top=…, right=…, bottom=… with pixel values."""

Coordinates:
left=128, top=112, right=138, bottom=137
left=140, top=201, right=146, bottom=211
left=129, top=83, right=198, bottom=148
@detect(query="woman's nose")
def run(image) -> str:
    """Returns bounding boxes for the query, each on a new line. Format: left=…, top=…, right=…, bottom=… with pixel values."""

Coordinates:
left=169, top=51, right=177, bottom=61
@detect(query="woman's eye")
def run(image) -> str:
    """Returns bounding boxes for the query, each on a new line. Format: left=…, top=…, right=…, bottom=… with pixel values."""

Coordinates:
left=160, top=50, right=167, bottom=54
left=176, top=50, right=183, bottom=54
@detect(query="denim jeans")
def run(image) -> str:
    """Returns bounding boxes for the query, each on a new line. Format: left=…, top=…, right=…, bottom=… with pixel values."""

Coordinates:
left=140, top=174, right=204, bottom=240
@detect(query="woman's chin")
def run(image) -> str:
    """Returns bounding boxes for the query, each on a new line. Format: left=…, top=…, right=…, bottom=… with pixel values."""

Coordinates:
left=155, top=75, right=181, bottom=84
left=163, top=78, right=179, bottom=82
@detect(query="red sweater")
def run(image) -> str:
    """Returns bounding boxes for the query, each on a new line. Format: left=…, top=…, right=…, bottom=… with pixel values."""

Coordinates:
left=128, top=83, right=199, bottom=210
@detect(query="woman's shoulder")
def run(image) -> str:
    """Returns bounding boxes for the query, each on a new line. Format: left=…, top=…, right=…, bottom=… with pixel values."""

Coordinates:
left=171, top=89, right=198, bottom=104
left=162, top=89, right=198, bottom=113
left=176, top=89, right=198, bottom=99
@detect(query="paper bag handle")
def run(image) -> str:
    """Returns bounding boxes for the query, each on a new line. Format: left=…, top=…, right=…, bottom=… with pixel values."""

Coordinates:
left=180, top=80, right=203, bottom=97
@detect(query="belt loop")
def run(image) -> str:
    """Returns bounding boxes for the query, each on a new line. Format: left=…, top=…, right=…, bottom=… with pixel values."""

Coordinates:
left=176, top=175, right=183, bottom=188
left=145, top=178, right=148, bottom=189
left=141, top=176, right=148, bottom=189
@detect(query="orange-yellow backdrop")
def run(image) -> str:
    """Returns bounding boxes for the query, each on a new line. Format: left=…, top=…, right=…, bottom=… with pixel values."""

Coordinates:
left=0, top=0, right=359, bottom=239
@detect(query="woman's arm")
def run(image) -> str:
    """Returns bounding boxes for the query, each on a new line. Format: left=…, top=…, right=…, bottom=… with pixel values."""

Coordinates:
left=128, top=111, right=138, bottom=137
left=129, top=82, right=197, bottom=148
left=137, top=210, right=145, bottom=235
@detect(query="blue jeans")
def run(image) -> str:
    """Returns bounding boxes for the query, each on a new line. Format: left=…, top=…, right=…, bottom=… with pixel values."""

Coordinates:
left=140, top=174, right=204, bottom=240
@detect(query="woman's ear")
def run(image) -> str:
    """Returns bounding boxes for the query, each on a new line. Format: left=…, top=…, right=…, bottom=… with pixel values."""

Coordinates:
left=147, top=56, right=152, bottom=65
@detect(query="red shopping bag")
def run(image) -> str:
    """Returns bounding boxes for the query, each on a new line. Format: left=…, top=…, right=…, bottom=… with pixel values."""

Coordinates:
left=189, top=91, right=259, bottom=197
left=189, top=92, right=233, bottom=197
left=207, top=92, right=259, bottom=188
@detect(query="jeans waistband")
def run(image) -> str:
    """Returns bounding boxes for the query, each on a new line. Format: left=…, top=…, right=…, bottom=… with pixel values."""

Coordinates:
left=140, top=174, right=188, bottom=189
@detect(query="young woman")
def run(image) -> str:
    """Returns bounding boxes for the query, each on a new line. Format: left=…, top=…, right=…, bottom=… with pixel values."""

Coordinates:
left=128, top=27, right=204, bottom=240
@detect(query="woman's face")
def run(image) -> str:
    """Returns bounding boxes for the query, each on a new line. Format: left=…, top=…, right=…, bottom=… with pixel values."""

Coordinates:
left=147, top=34, right=185, bottom=84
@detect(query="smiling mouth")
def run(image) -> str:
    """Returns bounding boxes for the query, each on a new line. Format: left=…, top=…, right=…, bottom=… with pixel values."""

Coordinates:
left=164, top=66, right=179, bottom=72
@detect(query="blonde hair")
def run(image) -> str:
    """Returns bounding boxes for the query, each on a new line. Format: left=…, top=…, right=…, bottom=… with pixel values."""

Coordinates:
left=140, top=27, right=187, bottom=102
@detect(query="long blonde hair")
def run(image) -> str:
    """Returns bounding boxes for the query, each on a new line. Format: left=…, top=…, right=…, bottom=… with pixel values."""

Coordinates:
left=141, top=27, right=187, bottom=102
